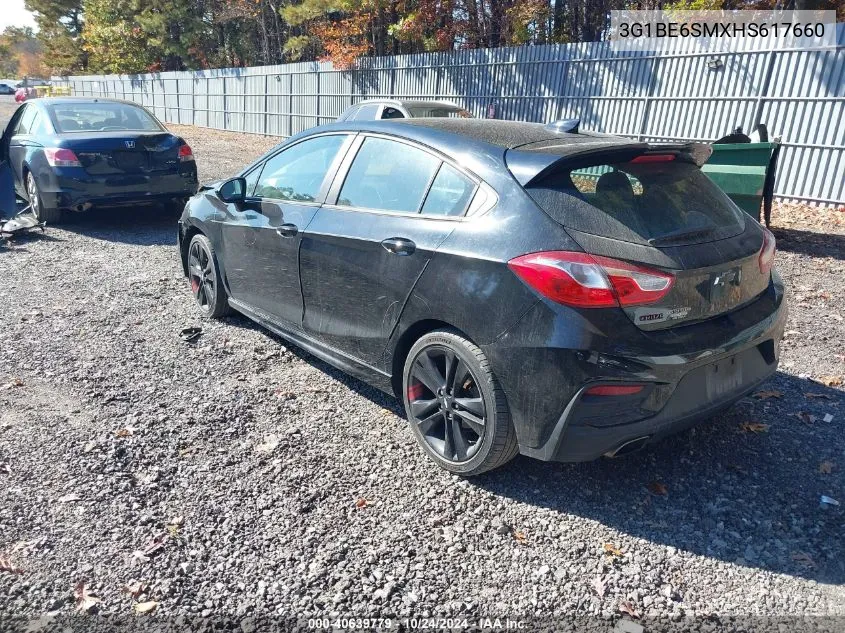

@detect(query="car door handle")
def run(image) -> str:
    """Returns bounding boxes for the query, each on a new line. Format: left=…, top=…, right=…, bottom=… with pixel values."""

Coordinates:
left=381, top=237, right=416, bottom=256
left=276, top=223, right=298, bottom=238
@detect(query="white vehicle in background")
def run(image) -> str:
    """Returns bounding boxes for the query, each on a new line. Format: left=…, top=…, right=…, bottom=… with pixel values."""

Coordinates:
left=337, top=99, right=473, bottom=121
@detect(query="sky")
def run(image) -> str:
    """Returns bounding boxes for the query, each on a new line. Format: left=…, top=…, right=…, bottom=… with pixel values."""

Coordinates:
left=1, top=0, right=37, bottom=32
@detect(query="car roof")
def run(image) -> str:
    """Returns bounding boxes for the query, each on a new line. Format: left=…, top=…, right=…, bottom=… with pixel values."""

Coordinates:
left=352, top=99, right=466, bottom=110
left=34, top=97, right=148, bottom=108
left=319, top=118, right=640, bottom=155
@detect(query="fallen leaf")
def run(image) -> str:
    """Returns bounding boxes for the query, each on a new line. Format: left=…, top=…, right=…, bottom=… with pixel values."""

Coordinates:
left=254, top=435, right=280, bottom=454
left=795, top=412, right=817, bottom=425
left=804, top=392, right=832, bottom=400
left=819, top=461, right=834, bottom=474
left=134, top=600, right=159, bottom=615
left=818, top=375, right=843, bottom=387
left=115, top=428, right=134, bottom=438
left=132, top=550, right=150, bottom=564
left=2, top=378, right=24, bottom=390
left=355, top=498, right=369, bottom=509
left=618, top=600, right=640, bottom=618
left=513, top=530, right=528, bottom=544
left=791, top=552, right=816, bottom=569
left=591, top=575, right=607, bottom=597
left=121, top=581, right=146, bottom=599
left=753, top=390, right=783, bottom=400
left=739, top=422, right=769, bottom=434
left=647, top=481, right=668, bottom=496
left=74, top=581, right=101, bottom=613
left=0, top=555, right=23, bottom=575
left=604, top=543, right=623, bottom=557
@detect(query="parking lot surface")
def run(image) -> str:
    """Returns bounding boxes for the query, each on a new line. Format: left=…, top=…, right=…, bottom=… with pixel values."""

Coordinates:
left=1, top=96, right=843, bottom=628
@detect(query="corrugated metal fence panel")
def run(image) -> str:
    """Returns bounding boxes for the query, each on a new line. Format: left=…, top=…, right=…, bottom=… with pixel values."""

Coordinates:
left=52, top=24, right=844, bottom=204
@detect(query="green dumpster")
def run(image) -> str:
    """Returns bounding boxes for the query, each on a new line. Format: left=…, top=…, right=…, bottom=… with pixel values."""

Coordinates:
left=701, top=141, right=780, bottom=225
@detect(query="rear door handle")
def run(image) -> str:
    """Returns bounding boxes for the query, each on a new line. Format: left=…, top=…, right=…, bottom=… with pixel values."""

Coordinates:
left=276, top=223, right=298, bottom=238
left=381, top=237, right=416, bottom=256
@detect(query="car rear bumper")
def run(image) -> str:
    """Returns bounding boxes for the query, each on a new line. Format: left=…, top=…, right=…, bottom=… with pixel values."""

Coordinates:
left=483, top=270, right=787, bottom=462
left=37, top=167, right=198, bottom=210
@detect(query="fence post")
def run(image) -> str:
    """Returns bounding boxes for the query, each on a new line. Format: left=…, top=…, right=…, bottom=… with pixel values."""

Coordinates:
left=752, top=49, right=777, bottom=131
left=316, top=65, right=321, bottom=128
left=289, top=74, right=294, bottom=137
left=264, top=74, right=269, bottom=135
left=191, top=76, right=196, bottom=127
left=223, top=76, right=227, bottom=130
left=637, top=56, right=660, bottom=141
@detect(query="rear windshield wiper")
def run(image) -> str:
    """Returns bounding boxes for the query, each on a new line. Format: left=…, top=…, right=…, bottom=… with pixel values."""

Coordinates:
left=648, top=227, right=715, bottom=245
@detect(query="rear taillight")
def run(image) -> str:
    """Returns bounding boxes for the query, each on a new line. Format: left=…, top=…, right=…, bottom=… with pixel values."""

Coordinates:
left=44, top=148, right=81, bottom=167
left=758, top=227, right=776, bottom=275
left=507, top=251, right=674, bottom=308
left=178, top=144, right=194, bottom=162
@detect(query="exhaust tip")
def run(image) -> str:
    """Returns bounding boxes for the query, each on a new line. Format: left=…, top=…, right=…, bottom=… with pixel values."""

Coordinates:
left=605, top=436, right=650, bottom=458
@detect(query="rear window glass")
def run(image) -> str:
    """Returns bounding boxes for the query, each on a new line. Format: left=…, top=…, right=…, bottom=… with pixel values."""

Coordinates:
left=48, top=103, right=162, bottom=133
left=406, top=106, right=473, bottom=118
left=526, top=159, right=746, bottom=245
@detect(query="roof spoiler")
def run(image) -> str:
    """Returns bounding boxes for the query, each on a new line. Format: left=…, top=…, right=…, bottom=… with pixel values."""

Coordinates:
left=544, top=119, right=580, bottom=135
left=505, top=142, right=713, bottom=187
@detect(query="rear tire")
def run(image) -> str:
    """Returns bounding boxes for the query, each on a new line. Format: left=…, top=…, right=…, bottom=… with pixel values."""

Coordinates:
left=26, top=171, right=62, bottom=224
left=402, top=329, right=519, bottom=475
left=187, top=234, right=232, bottom=319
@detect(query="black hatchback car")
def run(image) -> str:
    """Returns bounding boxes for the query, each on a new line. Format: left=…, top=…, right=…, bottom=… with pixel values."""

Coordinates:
left=0, top=97, right=198, bottom=222
left=178, top=119, right=785, bottom=475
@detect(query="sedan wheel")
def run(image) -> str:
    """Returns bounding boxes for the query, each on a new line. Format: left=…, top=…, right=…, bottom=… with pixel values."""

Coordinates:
left=26, top=171, right=62, bottom=223
left=187, top=234, right=231, bottom=318
left=403, top=329, right=518, bottom=475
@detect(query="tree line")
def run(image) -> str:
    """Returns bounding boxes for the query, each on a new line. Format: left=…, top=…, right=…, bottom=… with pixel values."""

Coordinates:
left=9, top=0, right=843, bottom=77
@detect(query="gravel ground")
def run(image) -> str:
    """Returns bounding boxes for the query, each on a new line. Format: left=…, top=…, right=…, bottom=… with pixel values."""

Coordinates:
left=1, top=95, right=844, bottom=631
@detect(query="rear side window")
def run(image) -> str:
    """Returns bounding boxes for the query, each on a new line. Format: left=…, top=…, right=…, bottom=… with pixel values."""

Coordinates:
left=15, top=106, right=36, bottom=135
left=253, top=134, right=347, bottom=202
left=422, top=163, right=476, bottom=216
left=338, top=138, right=439, bottom=213
left=381, top=107, right=405, bottom=120
left=526, top=159, right=746, bottom=245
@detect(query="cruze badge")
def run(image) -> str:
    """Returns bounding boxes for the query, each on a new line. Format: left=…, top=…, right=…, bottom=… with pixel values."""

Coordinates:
left=125, top=140, right=136, bottom=149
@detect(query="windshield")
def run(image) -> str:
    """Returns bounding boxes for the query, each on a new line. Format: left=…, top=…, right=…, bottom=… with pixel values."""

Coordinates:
left=526, top=159, right=746, bottom=246
left=48, top=103, right=163, bottom=133
left=406, top=105, right=473, bottom=118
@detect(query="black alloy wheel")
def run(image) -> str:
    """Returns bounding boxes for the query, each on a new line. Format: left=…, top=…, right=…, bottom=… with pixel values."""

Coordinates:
left=187, top=234, right=231, bottom=318
left=403, top=329, right=518, bottom=475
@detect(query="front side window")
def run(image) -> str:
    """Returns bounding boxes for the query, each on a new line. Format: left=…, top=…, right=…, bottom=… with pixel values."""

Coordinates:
left=48, top=103, right=162, bottom=133
left=421, top=163, right=476, bottom=216
left=337, top=137, right=440, bottom=213
left=353, top=104, right=381, bottom=120
left=253, top=134, right=347, bottom=203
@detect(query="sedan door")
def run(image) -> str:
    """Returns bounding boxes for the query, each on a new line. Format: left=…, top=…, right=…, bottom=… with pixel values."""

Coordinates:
left=300, top=135, right=479, bottom=367
left=218, top=133, right=353, bottom=328
left=6, top=105, right=38, bottom=196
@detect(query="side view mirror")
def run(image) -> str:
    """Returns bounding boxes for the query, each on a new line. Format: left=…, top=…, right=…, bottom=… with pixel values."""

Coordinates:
left=217, top=177, right=246, bottom=203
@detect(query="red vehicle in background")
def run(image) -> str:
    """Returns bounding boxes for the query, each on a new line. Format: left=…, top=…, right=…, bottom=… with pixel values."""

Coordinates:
left=15, top=87, right=37, bottom=103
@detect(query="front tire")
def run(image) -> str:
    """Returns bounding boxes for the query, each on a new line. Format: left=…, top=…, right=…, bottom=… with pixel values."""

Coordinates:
left=26, top=171, right=62, bottom=224
left=187, top=234, right=231, bottom=318
left=402, top=329, right=519, bottom=475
